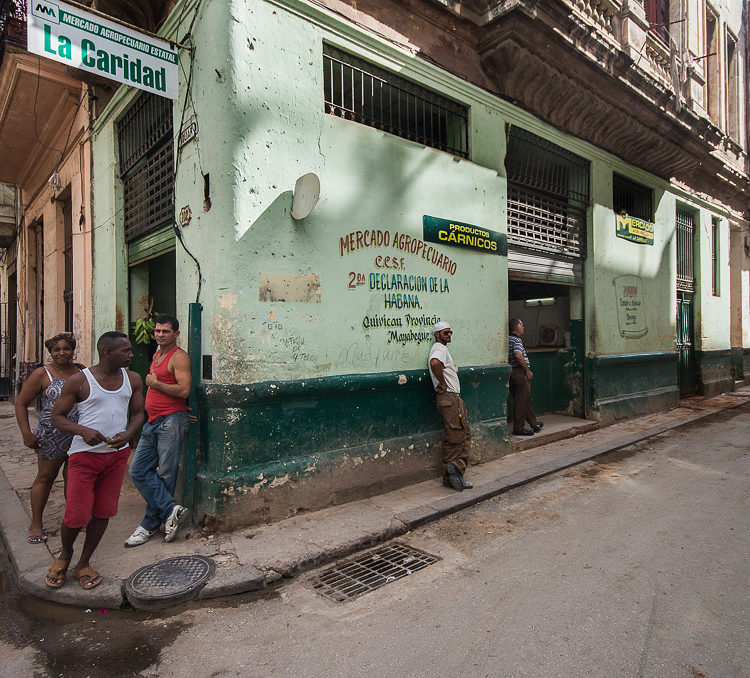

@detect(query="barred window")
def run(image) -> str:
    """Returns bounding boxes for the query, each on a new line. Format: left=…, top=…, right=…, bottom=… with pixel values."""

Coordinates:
left=117, top=93, right=174, bottom=242
left=505, top=126, right=590, bottom=258
left=613, top=174, right=653, bottom=222
left=323, top=44, right=468, bottom=158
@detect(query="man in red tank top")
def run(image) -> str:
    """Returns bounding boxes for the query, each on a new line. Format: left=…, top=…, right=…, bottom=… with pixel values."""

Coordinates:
left=125, top=314, right=192, bottom=547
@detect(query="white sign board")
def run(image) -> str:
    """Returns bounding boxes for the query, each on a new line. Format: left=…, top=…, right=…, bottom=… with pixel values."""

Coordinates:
left=27, top=0, right=178, bottom=99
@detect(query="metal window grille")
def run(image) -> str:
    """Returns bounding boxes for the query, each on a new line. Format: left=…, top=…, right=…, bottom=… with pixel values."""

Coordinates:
left=323, top=44, right=469, bottom=158
left=117, top=93, right=174, bottom=242
left=505, top=127, right=589, bottom=258
left=63, top=197, right=73, bottom=333
left=676, top=208, right=695, bottom=292
left=613, top=174, right=653, bottom=222
left=711, top=217, right=719, bottom=296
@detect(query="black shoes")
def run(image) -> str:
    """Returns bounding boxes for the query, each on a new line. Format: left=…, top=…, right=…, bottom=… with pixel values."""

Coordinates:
left=534, top=422, right=544, bottom=432
left=444, top=462, right=472, bottom=491
left=513, top=429, right=535, bottom=436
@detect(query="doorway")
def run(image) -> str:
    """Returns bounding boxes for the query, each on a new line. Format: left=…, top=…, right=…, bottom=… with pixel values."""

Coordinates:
left=508, top=280, right=584, bottom=418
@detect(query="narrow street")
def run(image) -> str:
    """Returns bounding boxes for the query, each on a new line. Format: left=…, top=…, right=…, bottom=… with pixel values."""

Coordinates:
left=1, top=405, right=748, bottom=678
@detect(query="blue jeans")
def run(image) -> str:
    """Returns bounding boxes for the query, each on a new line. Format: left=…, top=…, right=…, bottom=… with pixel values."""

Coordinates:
left=129, top=411, right=189, bottom=532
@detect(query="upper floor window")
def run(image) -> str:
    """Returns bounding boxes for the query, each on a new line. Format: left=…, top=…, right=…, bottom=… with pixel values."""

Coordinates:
left=725, top=31, right=740, bottom=141
left=613, top=174, right=653, bottom=222
left=644, top=0, right=670, bottom=44
left=323, top=44, right=469, bottom=158
left=704, top=9, right=720, bottom=126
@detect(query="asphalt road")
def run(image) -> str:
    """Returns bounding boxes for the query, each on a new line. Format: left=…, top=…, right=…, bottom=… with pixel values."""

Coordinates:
left=1, top=405, right=748, bottom=678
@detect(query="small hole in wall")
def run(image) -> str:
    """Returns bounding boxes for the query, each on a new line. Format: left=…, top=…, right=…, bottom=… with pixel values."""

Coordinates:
left=202, top=354, right=213, bottom=380
left=203, top=173, right=211, bottom=211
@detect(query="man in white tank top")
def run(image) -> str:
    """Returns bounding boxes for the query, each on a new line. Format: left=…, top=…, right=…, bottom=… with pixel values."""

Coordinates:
left=45, top=332, right=145, bottom=591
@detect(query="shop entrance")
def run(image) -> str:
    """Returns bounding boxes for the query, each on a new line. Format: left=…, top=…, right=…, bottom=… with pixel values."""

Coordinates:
left=508, top=280, right=584, bottom=419
left=128, top=243, right=176, bottom=382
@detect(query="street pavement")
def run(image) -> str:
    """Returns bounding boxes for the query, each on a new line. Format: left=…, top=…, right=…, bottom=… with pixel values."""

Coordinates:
left=0, top=387, right=748, bottom=610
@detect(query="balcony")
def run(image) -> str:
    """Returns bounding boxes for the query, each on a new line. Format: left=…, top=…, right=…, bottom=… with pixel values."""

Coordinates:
left=0, top=0, right=83, bottom=187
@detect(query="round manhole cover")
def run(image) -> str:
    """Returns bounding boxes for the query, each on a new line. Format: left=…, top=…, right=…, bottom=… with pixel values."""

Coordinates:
left=125, top=555, right=215, bottom=610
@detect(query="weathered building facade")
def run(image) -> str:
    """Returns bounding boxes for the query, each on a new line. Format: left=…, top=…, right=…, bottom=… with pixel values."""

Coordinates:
left=0, top=0, right=94, bottom=378
left=5, top=0, right=747, bottom=527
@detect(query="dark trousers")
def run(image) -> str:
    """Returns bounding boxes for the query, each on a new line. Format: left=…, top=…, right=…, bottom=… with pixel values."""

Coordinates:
left=509, top=366, right=538, bottom=433
left=436, top=392, right=471, bottom=480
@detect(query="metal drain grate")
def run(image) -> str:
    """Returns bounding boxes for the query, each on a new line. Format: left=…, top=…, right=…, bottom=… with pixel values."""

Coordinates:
left=312, top=543, right=439, bottom=603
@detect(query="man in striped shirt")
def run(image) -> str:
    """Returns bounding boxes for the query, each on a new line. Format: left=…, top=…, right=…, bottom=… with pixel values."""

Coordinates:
left=509, top=318, right=543, bottom=436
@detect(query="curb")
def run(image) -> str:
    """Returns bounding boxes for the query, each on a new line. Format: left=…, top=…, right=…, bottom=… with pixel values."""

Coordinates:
left=1, top=394, right=747, bottom=609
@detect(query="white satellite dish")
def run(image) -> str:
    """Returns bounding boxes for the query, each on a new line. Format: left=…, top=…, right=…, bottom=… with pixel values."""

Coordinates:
left=291, top=173, right=320, bottom=220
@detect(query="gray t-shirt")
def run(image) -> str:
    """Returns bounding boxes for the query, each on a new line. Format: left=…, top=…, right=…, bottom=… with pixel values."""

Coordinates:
left=429, top=342, right=460, bottom=394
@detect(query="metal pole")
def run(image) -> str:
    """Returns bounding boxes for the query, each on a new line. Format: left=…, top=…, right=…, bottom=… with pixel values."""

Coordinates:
left=183, top=302, right=201, bottom=512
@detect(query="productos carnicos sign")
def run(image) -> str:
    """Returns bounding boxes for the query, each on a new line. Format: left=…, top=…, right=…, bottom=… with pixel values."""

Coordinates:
left=27, top=0, right=178, bottom=99
left=422, top=215, right=507, bottom=256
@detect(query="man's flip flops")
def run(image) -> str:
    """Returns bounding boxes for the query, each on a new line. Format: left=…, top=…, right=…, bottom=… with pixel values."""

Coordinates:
left=74, top=567, right=102, bottom=590
left=44, top=558, right=69, bottom=588
left=27, top=533, right=48, bottom=544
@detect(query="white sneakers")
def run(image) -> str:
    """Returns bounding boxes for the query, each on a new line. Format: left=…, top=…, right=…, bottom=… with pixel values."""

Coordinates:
left=164, top=505, right=189, bottom=543
left=124, top=525, right=156, bottom=548
left=124, top=504, right=189, bottom=547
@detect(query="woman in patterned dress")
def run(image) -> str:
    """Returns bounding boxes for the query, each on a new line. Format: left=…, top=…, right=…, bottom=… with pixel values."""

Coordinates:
left=15, top=333, right=83, bottom=543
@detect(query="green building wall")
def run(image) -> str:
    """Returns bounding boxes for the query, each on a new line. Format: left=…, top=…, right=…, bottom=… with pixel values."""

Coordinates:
left=89, top=0, right=738, bottom=528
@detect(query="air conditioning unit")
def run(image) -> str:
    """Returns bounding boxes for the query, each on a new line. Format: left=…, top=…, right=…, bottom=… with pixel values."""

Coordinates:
left=539, top=325, right=559, bottom=346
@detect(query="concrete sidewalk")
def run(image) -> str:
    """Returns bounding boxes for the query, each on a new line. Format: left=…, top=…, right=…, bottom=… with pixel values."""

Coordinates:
left=1, top=388, right=749, bottom=610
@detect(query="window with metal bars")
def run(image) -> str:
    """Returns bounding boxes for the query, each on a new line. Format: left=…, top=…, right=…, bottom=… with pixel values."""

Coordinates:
left=711, top=217, right=720, bottom=296
left=676, top=208, right=695, bottom=292
left=323, top=44, right=469, bottom=158
left=613, top=174, right=653, bottom=222
left=505, top=126, right=589, bottom=258
left=117, top=92, right=174, bottom=242
left=62, top=196, right=73, bottom=333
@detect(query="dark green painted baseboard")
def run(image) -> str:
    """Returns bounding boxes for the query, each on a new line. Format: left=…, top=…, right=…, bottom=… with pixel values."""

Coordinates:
left=194, top=365, right=511, bottom=527
left=586, top=352, right=679, bottom=423
left=695, top=349, right=734, bottom=395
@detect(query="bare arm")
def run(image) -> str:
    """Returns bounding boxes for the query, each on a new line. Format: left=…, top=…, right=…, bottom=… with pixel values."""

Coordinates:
left=51, top=373, right=105, bottom=446
left=107, top=372, right=146, bottom=448
left=145, top=350, right=191, bottom=399
left=430, top=358, right=447, bottom=394
left=14, top=367, right=46, bottom=448
left=513, top=351, right=533, bottom=379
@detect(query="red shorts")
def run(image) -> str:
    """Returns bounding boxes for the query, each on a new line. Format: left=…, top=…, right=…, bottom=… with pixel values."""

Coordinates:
left=63, top=447, right=130, bottom=528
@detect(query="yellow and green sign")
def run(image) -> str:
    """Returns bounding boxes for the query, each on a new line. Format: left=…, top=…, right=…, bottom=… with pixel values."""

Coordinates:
left=616, top=213, right=654, bottom=246
left=422, top=215, right=506, bottom=255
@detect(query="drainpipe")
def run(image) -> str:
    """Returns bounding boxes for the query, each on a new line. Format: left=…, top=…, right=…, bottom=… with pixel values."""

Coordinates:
left=12, top=185, right=20, bottom=400
left=183, top=302, right=202, bottom=512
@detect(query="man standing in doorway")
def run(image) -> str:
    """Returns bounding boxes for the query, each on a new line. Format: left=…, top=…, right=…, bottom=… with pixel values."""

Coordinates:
left=428, top=321, right=473, bottom=492
left=125, top=314, right=192, bottom=547
left=509, top=318, right=543, bottom=436
left=45, top=332, right=145, bottom=590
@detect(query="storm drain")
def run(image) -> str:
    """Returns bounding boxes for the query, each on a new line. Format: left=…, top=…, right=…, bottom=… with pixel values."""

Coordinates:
left=125, top=555, right=216, bottom=610
left=312, top=543, right=439, bottom=603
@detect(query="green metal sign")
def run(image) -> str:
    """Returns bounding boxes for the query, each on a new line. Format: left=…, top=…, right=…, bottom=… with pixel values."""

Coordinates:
left=616, top=213, right=654, bottom=246
left=423, top=215, right=506, bottom=256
